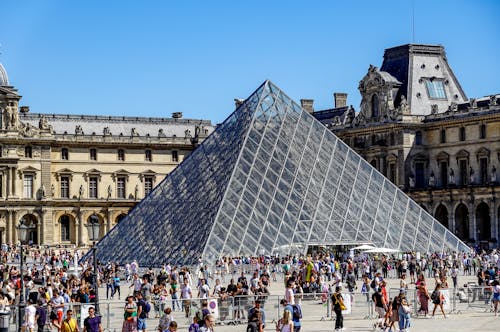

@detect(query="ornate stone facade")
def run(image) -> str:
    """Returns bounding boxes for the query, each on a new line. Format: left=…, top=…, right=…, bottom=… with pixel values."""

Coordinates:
left=0, top=64, right=213, bottom=246
left=313, top=44, right=499, bottom=250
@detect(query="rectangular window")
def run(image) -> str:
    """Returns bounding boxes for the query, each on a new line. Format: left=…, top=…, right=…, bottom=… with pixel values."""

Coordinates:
left=61, top=148, right=69, bottom=160
left=144, top=177, right=153, bottom=196
left=479, top=124, right=486, bottom=139
left=23, top=174, right=34, bottom=198
left=388, top=163, right=396, bottom=184
left=60, top=176, right=70, bottom=198
left=440, top=161, right=448, bottom=187
left=145, top=150, right=152, bottom=162
left=118, top=149, right=125, bottom=161
left=0, top=175, right=3, bottom=197
left=459, top=160, right=467, bottom=186
left=459, top=127, right=466, bottom=141
left=479, top=158, right=488, bottom=185
left=90, top=148, right=97, bottom=161
left=25, top=146, right=32, bottom=158
left=415, top=162, right=425, bottom=188
left=89, top=177, right=98, bottom=198
left=117, top=177, right=126, bottom=199
left=440, top=129, right=446, bottom=144
left=172, top=150, right=178, bottom=162
left=425, top=80, right=447, bottom=99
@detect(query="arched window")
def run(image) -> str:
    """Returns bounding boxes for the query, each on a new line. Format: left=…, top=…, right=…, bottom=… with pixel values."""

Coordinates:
left=60, top=215, right=70, bottom=242
left=87, top=214, right=100, bottom=241
left=371, top=94, right=379, bottom=118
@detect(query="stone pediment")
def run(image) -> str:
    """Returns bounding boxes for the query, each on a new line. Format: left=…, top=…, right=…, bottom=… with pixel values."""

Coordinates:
left=456, top=149, right=469, bottom=160
left=436, top=151, right=450, bottom=161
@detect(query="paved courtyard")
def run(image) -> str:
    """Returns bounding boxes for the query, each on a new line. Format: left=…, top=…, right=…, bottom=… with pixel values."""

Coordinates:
left=94, top=272, right=499, bottom=331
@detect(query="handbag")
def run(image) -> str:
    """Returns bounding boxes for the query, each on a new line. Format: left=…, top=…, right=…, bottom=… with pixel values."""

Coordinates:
left=402, top=304, right=411, bottom=313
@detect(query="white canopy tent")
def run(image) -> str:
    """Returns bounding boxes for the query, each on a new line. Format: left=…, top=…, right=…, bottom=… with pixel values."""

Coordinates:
left=352, top=244, right=376, bottom=250
left=363, top=247, right=399, bottom=253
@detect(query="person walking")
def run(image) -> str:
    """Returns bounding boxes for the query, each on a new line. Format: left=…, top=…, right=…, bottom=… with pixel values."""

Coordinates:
left=276, top=310, right=293, bottom=332
left=492, top=280, right=500, bottom=316
left=331, top=286, right=345, bottom=331
left=416, top=273, right=430, bottom=317
left=122, top=295, right=138, bottom=332
left=431, top=284, right=447, bottom=318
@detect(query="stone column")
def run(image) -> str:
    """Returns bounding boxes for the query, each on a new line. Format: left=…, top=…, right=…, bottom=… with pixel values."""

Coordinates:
left=489, top=202, right=496, bottom=243
left=449, top=208, right=455, bottom=235
left=10, top=210, right=17, bottom=244
left=5, top=210, right=11, bottom=244
left=469, top=203, right=476, bottom=242
left=36, top=216, right=42, bottom=245
left=77, top=211, right=84, bottom=246
left=106, top=210, right=111, bottom=234
left=11, top=167, right=16, bottom=197
left=5, top=167, right=10, bottom=198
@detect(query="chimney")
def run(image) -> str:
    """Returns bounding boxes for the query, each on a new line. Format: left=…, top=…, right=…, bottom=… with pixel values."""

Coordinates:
left=334, top=93, right=348, bottom=108
left=300, top=99, right=314, bottom=114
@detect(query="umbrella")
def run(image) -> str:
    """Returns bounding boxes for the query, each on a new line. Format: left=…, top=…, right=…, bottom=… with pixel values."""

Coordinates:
left=363, top=247, right=399, bottom=253
left=352, top=244, right=376, bottom=250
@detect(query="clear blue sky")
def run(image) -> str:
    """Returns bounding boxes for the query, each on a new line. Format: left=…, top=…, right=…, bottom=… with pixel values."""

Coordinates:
left=1, top=0, right=498, bottom=124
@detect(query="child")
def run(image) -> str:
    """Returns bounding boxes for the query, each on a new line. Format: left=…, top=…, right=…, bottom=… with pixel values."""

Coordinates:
left=189, top=316, right=200, bottom=332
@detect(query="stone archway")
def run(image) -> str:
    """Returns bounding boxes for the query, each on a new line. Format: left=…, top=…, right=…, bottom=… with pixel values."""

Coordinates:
left=476, top=202, right=491, bottom=241
left=435, top=204, right=449, bottom=229
left=454, top=203, right=470, bottom=241
left=19, top=214, right=38, bottom=245
left=116, top=213, right=127, bottom=224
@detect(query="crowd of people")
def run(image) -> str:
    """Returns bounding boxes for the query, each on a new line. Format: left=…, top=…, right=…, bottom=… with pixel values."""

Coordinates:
left=0, top=244, right=498, bottom=331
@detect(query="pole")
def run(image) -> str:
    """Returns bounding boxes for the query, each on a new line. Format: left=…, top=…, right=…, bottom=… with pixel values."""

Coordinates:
left=93, top=244, right=100, bottom=315
left=18, top=245, right=24, bottom=330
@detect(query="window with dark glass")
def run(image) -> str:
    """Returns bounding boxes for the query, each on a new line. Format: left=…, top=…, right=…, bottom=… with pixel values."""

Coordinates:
left=90, top=148, right=97, bottom=161
left=371, top=94, right=379, bottom=118
left=415, top=162, right=425, bottom=188
left=425, top=79, right=447, bottom=99
left=25, top=146, right=32, bottom=158
left=415, top=131, right=422, bottom=145
left=459, top=160, right=467, bottom=186
left=145, top=149, right=152, bottom=162
left=172, top=150, right=178, bottom=162
left=479, top=124, right=486, bottom=139
left=459, top=127, right=466, bottom=141
left=389, top=132, right=395, bottom=146
left=479, top=158, right=488, bottom=184
left=144, top=177, right=153, bottom=196
left=118, top=149, right=125, bottom=161
left=61, top=148, right=69, bottom=160
left=60, top=215, right=70, bottom=241
left=0, top=146, right=3, bottom=157
left=0, top=175, right=3, bottom=197
left=117, top=177, right=126, bottom=198
left=60, top=176, right=70, bottom=198
left=440, top=161, right=448, bottom=187
left=87, top=215, right=99, bottom=241
left=89, top=177, right=98, bottom=198
left=388, top=163, right=396, bottom=184
left=440, top=129, right=446, bottom=143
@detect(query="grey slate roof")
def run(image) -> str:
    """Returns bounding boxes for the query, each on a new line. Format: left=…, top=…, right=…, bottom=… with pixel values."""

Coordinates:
left=19, top=112, right=214, bottom=138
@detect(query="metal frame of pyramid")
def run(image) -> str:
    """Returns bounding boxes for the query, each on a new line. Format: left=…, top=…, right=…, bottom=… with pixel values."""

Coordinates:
left=92, top=80, right=469, bottom=267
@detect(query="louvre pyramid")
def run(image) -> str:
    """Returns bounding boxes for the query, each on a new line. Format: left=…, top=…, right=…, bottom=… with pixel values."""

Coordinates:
left=93, top=80, right=469, bottom=266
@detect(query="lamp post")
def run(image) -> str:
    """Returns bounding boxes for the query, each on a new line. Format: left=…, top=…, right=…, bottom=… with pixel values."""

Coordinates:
left=86, top=217, right=101, bottom=314
left=16, top=222, right=31, bottom=331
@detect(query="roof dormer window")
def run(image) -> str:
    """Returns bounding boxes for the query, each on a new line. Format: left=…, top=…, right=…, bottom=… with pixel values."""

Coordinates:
left=425, top=78, right=446, bottom=99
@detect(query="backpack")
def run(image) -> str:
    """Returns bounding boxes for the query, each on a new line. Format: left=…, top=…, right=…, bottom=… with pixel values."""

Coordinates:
left=291, top=304, right=302, bottom=320
left=144, top=301, right=151, bottom=313
left=370, top=279, right=376, bottom=289
left=430, top=290, right=438, bottom=302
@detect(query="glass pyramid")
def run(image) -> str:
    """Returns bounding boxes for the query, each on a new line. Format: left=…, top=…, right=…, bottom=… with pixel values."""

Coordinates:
left=93, top=81, right=469, bottom=267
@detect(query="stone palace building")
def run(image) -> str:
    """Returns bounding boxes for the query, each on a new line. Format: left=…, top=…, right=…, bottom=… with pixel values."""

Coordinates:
left=0, top=61, right=213, bottom=246
left=310, top=44, right=499, bottom=250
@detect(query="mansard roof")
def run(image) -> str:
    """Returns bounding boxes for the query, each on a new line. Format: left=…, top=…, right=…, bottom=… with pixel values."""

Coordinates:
left=19, top=112, right=214, bottom=138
